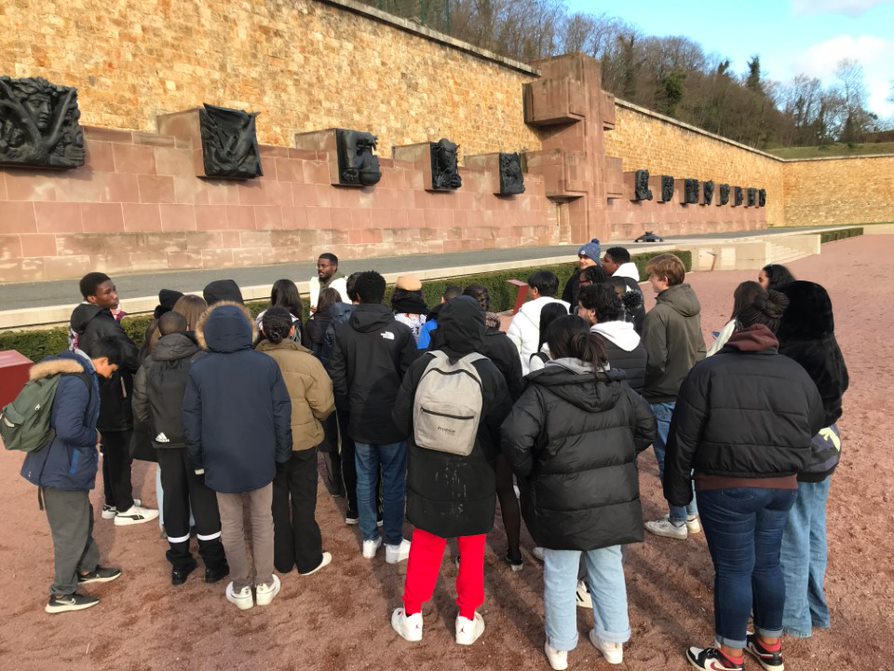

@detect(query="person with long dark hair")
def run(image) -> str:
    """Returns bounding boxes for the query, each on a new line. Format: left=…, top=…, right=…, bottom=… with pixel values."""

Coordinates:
left=758, top=264, right=795, bottom=291
left=528, top=302, right=569, bottom=373
left=256, top=279, right=304, bottom=344
left=706, top=281, right=766, bottom=356
left=663, top=291, right=824, bottom=671
left=502, top=316, right=656, bottom=668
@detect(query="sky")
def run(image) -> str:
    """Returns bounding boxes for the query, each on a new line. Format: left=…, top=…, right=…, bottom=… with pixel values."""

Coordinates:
left=564, top=0, right=894, bottom=119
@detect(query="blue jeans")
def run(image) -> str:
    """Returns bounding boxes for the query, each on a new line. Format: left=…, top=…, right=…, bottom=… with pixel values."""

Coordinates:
left=650, top=402, right=697, bottom=523
left=354, top=441, right=406, bottom=546
left=543, top=546, right=630, bottom=651
left=780, top=478, right=832, bottom=637
left=698, top=487, right=796, bottom=649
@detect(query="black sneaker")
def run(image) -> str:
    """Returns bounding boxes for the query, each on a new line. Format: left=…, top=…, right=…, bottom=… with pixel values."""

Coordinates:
left=686, top=646, right=744, bottom=671
left=171, top=560, right=198, bottom=586
left=204, top=564, right=230, bottom=584
left=504, top=551, right=523, bottom=572
left=45, top=592, right=99, bottom=614
left=746, top=634, right=785, bottom=671
left=77, top=566, right=122, bottom=584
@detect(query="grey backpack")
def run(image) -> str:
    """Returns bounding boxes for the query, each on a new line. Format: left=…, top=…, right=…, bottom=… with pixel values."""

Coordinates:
left=413, top=351, right=486, bottom=456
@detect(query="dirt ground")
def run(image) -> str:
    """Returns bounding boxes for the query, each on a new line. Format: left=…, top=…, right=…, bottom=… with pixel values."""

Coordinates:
left=1, top=234, right=892, bottom=670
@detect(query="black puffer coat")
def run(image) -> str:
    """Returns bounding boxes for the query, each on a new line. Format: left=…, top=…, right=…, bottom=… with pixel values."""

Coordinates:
left=501, top=360, right=656, bottom=551
left=663, top=325, right=826, bottom=506
left=393, top=297, right=512, bottom=538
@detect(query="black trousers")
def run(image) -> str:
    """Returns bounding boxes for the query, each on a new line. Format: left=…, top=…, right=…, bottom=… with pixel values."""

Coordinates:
left=157, top=448, right=227, bottom=572
left=272, top=448, right=323, bottom=574
left=100, top=430, right=133, bottom=511
left=320, top=413, right=345, bottom=497
left=337, top=408, right=358, bottom=514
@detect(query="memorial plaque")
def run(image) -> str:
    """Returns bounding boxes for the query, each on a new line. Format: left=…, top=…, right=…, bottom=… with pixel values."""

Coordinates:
left=335, top=129, right=381, bottom=187
left=733, top=186, right=744, bottom=207
left=746, top=187, right=757, bottom=207
left=719, top=184, right=730, bottom=206
left=683, top=179, right=699, bottom=205
left=429, top=138, right=462, bottom=191
left=198, top=103, right=262, bottom=179
left=759, top=188, right=767, bottom=207
left=498, top=152, right=525, bottom=195
left=634, top=169, right=653, bottom=201
left=660, top=175, right=675, bottom=203
left=0, top=76, right=85, bottom=169
left=703, top=180, right=715, bottom=206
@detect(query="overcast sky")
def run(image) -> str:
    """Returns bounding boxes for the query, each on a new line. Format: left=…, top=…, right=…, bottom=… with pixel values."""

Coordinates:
left=565, top=0, right=894, bottom=119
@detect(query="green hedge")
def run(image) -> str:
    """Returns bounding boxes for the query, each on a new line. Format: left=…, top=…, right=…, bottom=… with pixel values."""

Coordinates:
left=820, top=227, right=863, bottom=243
left=0, top=249, right=691, bottom=362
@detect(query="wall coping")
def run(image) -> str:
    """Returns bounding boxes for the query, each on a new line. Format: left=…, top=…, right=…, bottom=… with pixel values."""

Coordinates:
left=317, top=0, right=540, bottom=76
left=778, top=153, right=894, bottom=162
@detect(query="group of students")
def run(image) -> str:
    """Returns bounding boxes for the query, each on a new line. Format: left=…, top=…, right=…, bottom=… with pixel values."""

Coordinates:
left=18, top=245, right=846, bottom=671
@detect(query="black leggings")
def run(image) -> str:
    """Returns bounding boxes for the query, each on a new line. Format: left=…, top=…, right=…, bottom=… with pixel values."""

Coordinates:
left=495, top=453, right=521, bottom=560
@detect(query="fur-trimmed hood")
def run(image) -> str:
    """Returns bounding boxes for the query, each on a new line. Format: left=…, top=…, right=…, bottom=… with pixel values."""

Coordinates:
left=195, top=301, right=257, bottom=353
left=30, top=356, right=86, bottom=381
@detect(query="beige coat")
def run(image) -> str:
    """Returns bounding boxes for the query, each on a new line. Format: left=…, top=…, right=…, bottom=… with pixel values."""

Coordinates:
left=256, top=339, right=335, bottom=451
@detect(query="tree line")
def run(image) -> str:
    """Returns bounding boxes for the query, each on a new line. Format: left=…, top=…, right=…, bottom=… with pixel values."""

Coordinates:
left=361, top=0, right=892, bottom=150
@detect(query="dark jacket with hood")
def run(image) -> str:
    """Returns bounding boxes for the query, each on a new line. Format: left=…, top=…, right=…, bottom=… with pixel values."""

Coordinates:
left=21, top=352, right=100, bottom=492
left=329, top=303, right=419, bottom=444
left=641, top=283, right=706, bottom=403
left=501, top=359, right=656, bottom=551
left=69, top=303, right=139, bottom=432
left=182, top=302, right=292, bottom=494
left=393, top=297, right=513, bottom=538
left=320, top=302, right=354, bottom=371
left=777, top=281, right=849, bottom=481
left=663, top=325, right=826, bottom=507
left=132, top=332, right=203, bottom=451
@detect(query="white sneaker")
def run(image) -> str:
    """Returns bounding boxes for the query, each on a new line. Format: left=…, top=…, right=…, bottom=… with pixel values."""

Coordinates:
left=544, top=641, right=568, bottom=670
left=391, top=607, right=423, bottom=642
left=114, top=504, right=159, bottom=526
left=385, top=539, right=411, bottom=564
left=576, top=580, right=593, bottom=609
left=300, top=552, right=332, bottom=576
left=101, top=498, right=140, bottom=519
left=225, top=582, right=253, bottom=610
left=644, top=517, right=688, bottom=539
left=455, top=612, right=485, bottom=645
left=255, top=574, right=281, bottom=606
left=589, top=631, right=623, bottom=664
left=362, top=537, right=382, bottom=559
left=531, top=546, right=545, bottom=562
left=686, top=515, right=702, bottom=534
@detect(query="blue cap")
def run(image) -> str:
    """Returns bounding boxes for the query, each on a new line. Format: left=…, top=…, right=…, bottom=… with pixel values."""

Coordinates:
left=578, top=239, right=602, bottom=263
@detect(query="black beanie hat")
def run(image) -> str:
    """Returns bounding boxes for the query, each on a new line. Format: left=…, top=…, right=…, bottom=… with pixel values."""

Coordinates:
left=154, top=289, right=184, bottom=320
left=203, top=279, right=244, bottom=306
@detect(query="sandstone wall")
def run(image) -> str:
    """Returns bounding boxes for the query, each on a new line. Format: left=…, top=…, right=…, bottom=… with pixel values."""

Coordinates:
left=604, top=102, right=785, bottom=228
left=1, top=0, right=541, bottom=158
left=784, top=156, right=894, bottom=227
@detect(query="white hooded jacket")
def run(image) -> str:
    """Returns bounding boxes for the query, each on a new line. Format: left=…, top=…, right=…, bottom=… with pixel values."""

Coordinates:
left=507, top=296, right=570, bottom=375
left=612, top=262, right=640, bottom=283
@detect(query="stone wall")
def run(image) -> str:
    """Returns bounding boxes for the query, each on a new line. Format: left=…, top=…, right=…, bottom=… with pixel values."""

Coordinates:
left=1, top=0, right=541, bottom=157
left=784, top=156, right=894, bottom=228
left=604, top=101, right=785, bottom=228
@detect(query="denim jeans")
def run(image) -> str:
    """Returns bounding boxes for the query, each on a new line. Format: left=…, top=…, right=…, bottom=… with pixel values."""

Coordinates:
left=650, top=402, right=697, bottom=523
left=780, top=478, right=832, bottom=637
left=697, top=487, right=797, bottom=649
left=543, top=546, right=630, bottom=651
left=354, top=441, right=406, bottom=546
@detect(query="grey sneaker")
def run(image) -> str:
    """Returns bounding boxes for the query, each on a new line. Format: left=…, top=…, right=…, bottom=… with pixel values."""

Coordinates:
left=77, top=566, right=122, bottom=584
left=45, top=592, right=99, bottom=614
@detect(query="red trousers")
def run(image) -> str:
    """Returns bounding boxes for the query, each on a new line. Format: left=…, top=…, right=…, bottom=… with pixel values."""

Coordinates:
left=402, top=528, right=486, bottom=620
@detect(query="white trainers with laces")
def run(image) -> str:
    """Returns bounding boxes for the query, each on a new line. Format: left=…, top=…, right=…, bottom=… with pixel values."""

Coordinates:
left=362, top=537, right=382, bottom=559
left=644, top=517, right=688, bottom=539
left=391, top=607, right=423, bottom=642
left=385, top=539, right=411, bottom=564
left=589, top=631, right=623, bottom=664
left=544, top=641, right=568, bottom=670
left=455, top=612, right=485, bottom=645
left=686, top=515, right=702, bottom=534
left=114, top=503, right=158, bottom=526
left=225, top=582, right=254, bottom=610
left=255, top=574, right=281, bottom=606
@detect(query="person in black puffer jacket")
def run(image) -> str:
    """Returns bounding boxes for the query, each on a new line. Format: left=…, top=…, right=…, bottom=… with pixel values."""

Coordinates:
left=577, top=284, right=647, bottom=393
left=662, top=291, right=824, bottom=671
left=776, top=281, right=849, bottom=640
left=390, top=296, right=512, bottom=646
left=502, top=316, right=655, bottom=668
left=132, top=311, right=228, bottom=587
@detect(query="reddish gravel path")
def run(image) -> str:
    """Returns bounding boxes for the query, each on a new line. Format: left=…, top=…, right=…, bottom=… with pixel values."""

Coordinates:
left=1, top=235, right=891, bottom=670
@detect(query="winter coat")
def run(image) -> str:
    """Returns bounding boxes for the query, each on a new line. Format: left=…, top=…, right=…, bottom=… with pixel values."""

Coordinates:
left=309, top=275, right=347, bottom=312
left=481, top=326, right=524, bottom=401
left=393, top=297, right=513, bottom=538
left=303, top=311, right=332, bottom=358
left=256, top=339, right=335, bottom=451
left=329, top=303, right=419, bottom=444
left=663, top=325, right=826, bottom=507
left=21, top=352, right=100, bottom=492
left=591, top=320, right=647, bottom=393
left=69, top=303, right=139, bottom=432
left=132, top=332, right=203, bottom=450
left=507, top=296, right=571, bottom=375
left=320, top=302, right=354, bottom=370
left=612, top=266, right=646, bottom=335
left=182, top=302, right=292, bottom=494
left=641, top=283, right=706, bottom=403
left=501, top=359, right=656, bottom=551
left=561, top=273, right=580, bottom=307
